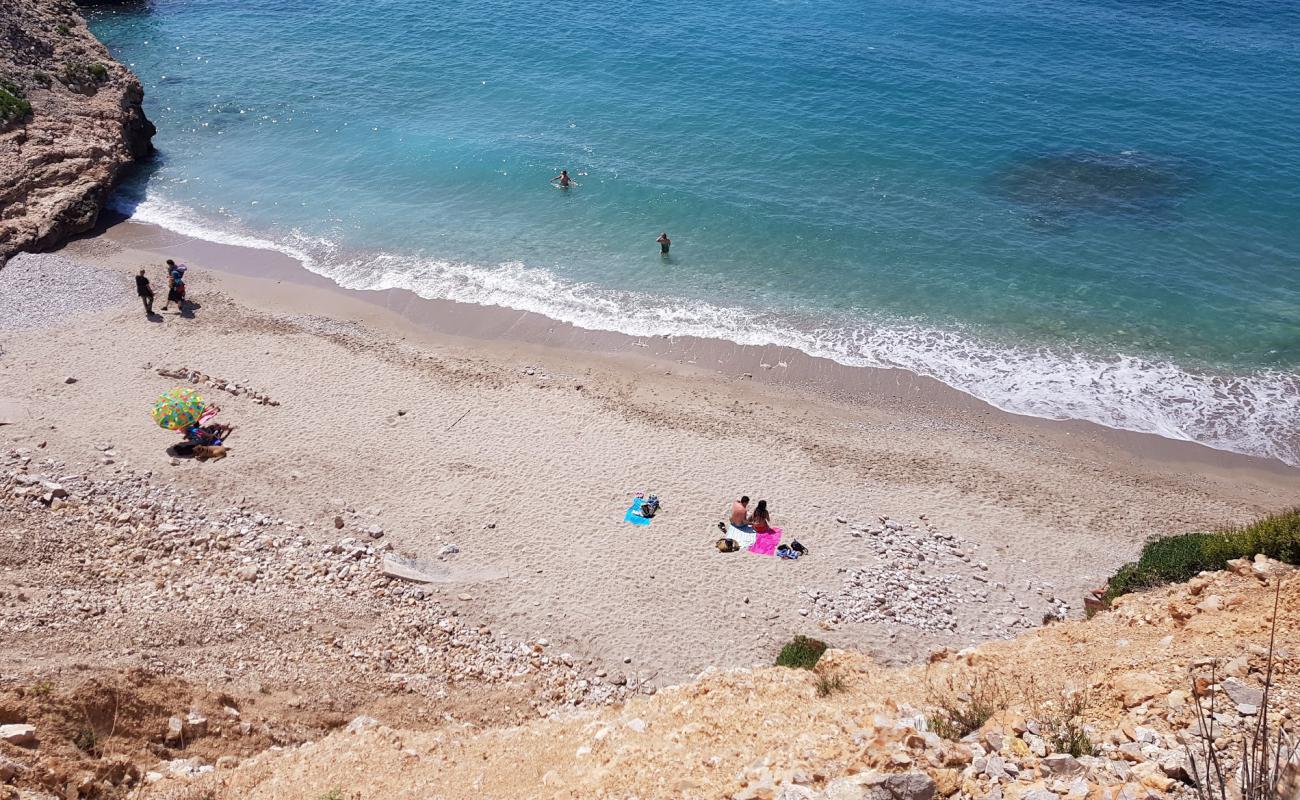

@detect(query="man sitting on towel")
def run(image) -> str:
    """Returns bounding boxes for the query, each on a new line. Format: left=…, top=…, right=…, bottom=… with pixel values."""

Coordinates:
left=718, top=495, right=752, bottom=532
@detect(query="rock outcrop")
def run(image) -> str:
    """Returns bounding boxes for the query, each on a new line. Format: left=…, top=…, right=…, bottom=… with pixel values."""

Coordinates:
left=0, top=0, right=154, bottom=265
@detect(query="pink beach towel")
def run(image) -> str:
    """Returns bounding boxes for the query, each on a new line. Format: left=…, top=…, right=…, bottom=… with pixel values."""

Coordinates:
left=749, top=528, right=782, bottom=557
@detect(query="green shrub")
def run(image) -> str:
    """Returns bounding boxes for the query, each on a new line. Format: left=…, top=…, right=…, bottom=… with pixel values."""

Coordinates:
left=56, top=23, right=71, bottom=35
left=1098, top=508, right=1300, bottom=609
left=775, top=635, right=827, bottom=670
left=62, top=61, right=109, bottom=88
left=0, top=79, right=32, bottom=125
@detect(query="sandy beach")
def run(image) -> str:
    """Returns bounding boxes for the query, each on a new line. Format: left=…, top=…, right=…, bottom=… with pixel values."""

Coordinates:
left=3, top=220, right=1298, bottom=685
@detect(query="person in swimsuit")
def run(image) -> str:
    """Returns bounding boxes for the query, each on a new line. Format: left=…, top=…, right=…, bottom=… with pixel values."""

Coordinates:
left=749, top=499, right=772, bottom=533
left=656, top=232, right=671, bottom=255
left=550, top=170, right=579, bottom=188
left=718, top=495, right=751, bottom=532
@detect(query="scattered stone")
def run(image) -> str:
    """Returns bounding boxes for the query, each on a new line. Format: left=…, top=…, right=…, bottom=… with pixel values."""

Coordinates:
left=1222, top=678, right=1263, bottom=709
left=1039, top=754, right=1084, bottom=778
left=344, top=715, right=379, bottom=734
left=185, top=710, right=208, bottom=738
left=64, top=376, right=78, bottom=384
left=0, top=724, right=36, bottom=746
left=164, top=716, right=184, bottom=744
left=1114, top=673, right=1163, bottom=708
left=823, top=770, right=935, bottom=800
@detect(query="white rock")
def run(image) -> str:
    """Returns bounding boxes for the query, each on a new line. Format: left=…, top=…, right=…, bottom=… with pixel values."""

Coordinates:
left=0, top=724, right=36, bottom=745
left=344, top=715, right=379, bottom=734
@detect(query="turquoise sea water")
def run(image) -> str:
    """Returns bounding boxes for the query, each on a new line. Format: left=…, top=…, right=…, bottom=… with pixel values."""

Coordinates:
left=88, top=0, right=1300, bottom=464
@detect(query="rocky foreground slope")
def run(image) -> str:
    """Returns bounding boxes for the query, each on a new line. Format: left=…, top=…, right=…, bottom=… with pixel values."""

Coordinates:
left=1, top=431, right=1296, bottom=800
left=0, top=0, right=154, bottom=264
left=149, top=562, right=1300, bottom=800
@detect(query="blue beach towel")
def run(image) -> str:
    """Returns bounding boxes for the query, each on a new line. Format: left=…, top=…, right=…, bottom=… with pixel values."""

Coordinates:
left=624, top=496, right=653, bottom=526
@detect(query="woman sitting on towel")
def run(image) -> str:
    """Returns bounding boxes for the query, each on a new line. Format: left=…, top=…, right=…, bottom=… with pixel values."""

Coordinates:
left=749, top=500, right=772, bottom=533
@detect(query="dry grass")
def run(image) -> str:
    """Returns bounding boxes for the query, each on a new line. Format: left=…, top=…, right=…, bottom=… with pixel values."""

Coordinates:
left=925, top=666, right=1012, bottom=740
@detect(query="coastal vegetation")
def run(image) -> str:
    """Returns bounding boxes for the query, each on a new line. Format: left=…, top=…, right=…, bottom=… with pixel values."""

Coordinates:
left=775, top=635, right=828, bottom=670
left=0, top=78, right=32, bottom=126
left=1098, top=508, right=1300, bottom=609
left=61, top=60, right=109, bottom=90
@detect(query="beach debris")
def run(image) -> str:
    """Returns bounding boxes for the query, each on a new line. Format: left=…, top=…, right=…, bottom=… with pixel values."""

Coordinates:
left=333, top=515, right=345, bottom=529
left=439, top=543, right=459, bottom=557
left=63, top=376, right=78, bottom=384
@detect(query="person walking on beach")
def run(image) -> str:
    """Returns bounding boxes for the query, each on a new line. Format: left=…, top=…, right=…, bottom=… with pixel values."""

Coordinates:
left=135, top=268, right=155, bottom=316
left=161, top=259, right=187, bottom=311
left=550, top=170, right=579, bottom=188
left=656, top=232, right=671, bottom=255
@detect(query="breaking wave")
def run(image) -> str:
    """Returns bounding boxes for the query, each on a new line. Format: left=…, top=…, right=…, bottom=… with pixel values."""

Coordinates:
left=113, top=193, right=1300, bottom=468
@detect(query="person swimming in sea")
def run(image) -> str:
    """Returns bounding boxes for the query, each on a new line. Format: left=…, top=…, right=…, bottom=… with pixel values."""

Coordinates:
left=550, top=170, right=579, bottom=188
left=656, top=232, right=671, bottom=255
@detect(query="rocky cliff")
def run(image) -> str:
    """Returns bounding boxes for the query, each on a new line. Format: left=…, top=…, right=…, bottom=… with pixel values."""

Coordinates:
left=0, top=0, right=154, bottom=265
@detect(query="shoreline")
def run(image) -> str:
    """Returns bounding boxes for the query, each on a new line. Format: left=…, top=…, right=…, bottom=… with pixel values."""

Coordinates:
left=88, top=210, right=1300, bottom=481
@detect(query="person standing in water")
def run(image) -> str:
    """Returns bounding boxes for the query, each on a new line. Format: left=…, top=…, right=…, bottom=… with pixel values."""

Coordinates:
left=656, top=232, right=671, bottom=255
left=550, top=170, right=579, bottom=188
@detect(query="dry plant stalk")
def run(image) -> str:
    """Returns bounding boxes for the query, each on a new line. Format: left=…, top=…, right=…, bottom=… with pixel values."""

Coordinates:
left=1187, top=581, right=1300, bottom=800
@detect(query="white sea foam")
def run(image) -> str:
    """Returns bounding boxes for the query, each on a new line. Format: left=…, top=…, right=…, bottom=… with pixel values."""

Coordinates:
left=114, top=193, right=1300, bottom=467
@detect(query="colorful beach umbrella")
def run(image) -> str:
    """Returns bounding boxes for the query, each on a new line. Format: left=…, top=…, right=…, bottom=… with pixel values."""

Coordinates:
left=152, top=387, right=205, bottom=430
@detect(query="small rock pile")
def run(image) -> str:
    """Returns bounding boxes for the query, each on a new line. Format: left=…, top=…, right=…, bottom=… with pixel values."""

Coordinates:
left=154, top=366, right=280, bottom=406
left=803, top=516, right=1069, bottom=635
